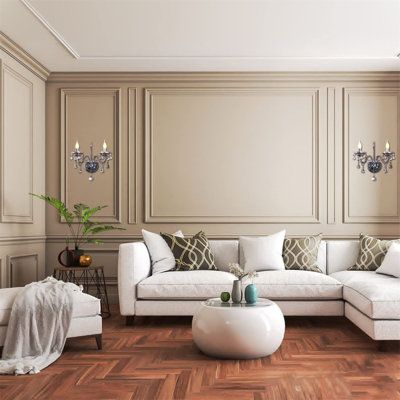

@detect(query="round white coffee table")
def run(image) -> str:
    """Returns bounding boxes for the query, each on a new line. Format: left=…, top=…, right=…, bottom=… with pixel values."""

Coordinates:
left=192, top=298, right=285, bottom=359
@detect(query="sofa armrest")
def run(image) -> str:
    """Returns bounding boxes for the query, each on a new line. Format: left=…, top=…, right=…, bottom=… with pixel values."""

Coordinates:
left=118, top=242, right=151, bottom=316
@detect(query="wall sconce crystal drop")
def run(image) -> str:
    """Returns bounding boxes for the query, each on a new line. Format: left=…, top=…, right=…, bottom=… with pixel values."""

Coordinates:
left=70, top=141, right=112, bottom=181
left=353, top=141, right=396, bottom=181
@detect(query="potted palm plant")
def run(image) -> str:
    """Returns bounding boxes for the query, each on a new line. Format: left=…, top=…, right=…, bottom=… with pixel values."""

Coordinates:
left=32, top=194, right=124, bottom=267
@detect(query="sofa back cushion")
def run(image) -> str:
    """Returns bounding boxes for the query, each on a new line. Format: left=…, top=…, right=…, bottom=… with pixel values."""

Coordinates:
left=208, top=240, right=327, bottom=274
left=327, top=241, right=359, bottom=274
left=161, top=231, right=217, bottom=271
left=209, top=240, right=239, bottom=272
left=349, top=234, right=400, bottom=271
left=284, top=234, right=323, bottom=273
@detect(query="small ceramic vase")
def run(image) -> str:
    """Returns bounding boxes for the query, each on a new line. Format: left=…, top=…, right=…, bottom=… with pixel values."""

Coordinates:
left=231, top=280, right=242, bottom=304
left=245, top=283, right=258, bottom=304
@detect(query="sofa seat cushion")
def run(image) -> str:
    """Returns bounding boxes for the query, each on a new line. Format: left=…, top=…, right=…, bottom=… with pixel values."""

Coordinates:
left=253, top=271, right=342, bottom=300
left=137, top=271, right=235, bottom=299
left=330, top=271, right=400, bottom=319
left=0, top=287, right=101, bottom=326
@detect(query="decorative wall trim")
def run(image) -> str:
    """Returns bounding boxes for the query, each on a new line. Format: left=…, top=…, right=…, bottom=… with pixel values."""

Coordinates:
left=128, top=88, right=137, bottom=224
left=1, top=64, right=34, bottom=223
left=0, top=31, right=49, bottom=81
left=327, top=87, right=336, bottom=224
left=20, top=0, right=79, bottom=59
left=0, top=257, right=3, bottom=288
left=0, top=59, right=2, bottom=225
left=17, top=3, right=396, bottom=70
left=145, top=87, right=320, bottom=223
left=343, top=87, right=400, bottom=223
left=0, top=235, right=46, bottom=244
left=6, top=253, right=39, bottom=287
left=47, top=72, right=400, bottom=83
left=60, top=88, right=122, bottom=223
left=45, top=233, right=399, bottom=242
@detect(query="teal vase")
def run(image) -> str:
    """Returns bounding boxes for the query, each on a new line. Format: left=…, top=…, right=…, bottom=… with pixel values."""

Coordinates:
left=245, top=284, right=258, bottom=304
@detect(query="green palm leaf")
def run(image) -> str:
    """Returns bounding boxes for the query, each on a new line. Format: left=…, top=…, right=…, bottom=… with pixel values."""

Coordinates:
left=31, top=194, right=125, bottom=248
left=30, top=193, right=74, bottom=225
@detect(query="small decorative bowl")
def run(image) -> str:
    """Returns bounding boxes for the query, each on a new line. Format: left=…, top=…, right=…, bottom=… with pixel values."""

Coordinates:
left=79, top=255, right=92, bottom=267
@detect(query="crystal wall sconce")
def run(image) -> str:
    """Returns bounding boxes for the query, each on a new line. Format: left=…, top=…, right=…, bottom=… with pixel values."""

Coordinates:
left=70, top=140, right=112, bottom=181
left=353, top=141, right=396, bottom=181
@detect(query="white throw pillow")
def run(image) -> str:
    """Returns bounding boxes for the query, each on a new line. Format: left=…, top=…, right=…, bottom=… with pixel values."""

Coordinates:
left=376, top=242, right=400, bottom=278
left=239, top=230, right=286, bottom=272
left=142, top=229, right=183, bottom=274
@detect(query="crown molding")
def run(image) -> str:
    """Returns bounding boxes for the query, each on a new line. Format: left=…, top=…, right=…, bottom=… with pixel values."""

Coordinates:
left=47, top=71, right=400, bottom=83
left=0, top=32, right=50, bottom=81
left=20, top=0, right=79, bottom=59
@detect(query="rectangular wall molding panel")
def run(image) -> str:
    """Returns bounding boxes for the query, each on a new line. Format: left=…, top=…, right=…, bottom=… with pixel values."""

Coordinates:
left=343, top=87, right=400, bottom=224
left=0, top=257, right=3, bottom=288
left=145, top=87, right=321, bottom=223
left=128, top=88, right=137, bottom=224
left=60, top=88, right=121, bottom=223
left=1, top=63, right=33, bottom=223
left=6, top=253, right=39, bottom=287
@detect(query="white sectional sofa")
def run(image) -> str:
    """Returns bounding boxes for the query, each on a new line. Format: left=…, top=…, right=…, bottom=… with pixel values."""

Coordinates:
left=118, top=239, right=400, bottom=343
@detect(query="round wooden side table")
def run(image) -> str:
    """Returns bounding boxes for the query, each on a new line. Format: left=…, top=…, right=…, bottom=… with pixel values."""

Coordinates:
left=53, top=265, right=111, bottom=318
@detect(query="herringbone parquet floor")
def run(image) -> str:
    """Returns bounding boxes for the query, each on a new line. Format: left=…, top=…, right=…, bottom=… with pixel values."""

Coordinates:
left=0, top=306, right=399, bottom=400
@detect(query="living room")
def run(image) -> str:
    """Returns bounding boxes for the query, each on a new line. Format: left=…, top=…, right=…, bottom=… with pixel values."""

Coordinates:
left=0, top=0, right=399, bottom=398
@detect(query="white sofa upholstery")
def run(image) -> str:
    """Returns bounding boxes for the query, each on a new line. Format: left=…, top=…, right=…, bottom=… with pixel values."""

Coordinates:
left=118, top=239, right=400, bottom=342
left=0, top=288, right=103, bottom=349
left=137, top=270, right=235, bottom=299
left=331, top=271, right=400, bottom=319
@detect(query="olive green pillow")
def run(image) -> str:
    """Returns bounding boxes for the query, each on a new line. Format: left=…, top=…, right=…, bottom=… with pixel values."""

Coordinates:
left=349, top=234, right=400, bottom=271
left=283, top=234, right=322, bottom=273
left=161, top=231, right=217, bottom=271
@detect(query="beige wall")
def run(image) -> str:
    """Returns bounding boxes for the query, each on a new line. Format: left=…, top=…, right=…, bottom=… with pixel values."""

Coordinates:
left=0, top=36, right=47, bottom=288
left=45, top=72, right=400, bottom=302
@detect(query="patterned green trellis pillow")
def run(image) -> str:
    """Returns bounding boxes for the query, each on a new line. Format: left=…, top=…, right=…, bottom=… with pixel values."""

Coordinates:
left=161, top=231, right=217, bottom=271
left=349, top=234, right=400, bottom=271
left=283, top=234, right=322, bottom=273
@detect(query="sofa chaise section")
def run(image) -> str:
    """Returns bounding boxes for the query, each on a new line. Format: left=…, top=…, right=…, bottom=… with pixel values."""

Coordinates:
left=327, top=241, right=400, bottom=343
left=0, top=287, right=103, bottom=349
left=330, top=270, right=400, bottom=341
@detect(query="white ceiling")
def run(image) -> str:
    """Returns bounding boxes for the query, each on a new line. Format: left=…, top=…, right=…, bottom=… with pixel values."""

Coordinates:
left=1, top=0, right=400, bottom=72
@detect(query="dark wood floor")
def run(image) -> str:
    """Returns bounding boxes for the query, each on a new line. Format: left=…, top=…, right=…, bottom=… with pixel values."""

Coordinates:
left=0, top=306, right=399, bottom=400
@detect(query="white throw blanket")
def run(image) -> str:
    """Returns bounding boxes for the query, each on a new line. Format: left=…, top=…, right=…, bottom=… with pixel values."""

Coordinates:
left=0, top=277, right=81, bottom=375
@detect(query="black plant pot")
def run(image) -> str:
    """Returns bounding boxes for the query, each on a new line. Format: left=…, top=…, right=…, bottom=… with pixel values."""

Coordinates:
left=58, top=247, right=84, bottom=267
left=68, top=248, right=84, bottom=267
